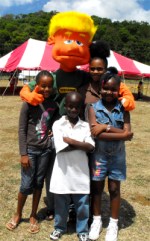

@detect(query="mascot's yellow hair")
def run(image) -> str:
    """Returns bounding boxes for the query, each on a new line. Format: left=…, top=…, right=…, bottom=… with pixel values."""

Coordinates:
left=48, top=11, right=97, bottom=42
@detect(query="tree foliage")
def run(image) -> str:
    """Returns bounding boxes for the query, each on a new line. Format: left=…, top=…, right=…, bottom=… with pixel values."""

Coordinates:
left=0, top=11, right=149, bottom=64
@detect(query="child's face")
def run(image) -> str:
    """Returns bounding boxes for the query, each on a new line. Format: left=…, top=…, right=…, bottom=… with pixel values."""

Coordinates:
left=101, top=78, right=120, bottom=102
left=37, top=75, right=53, bottom=99
left=65, top=95, right=82, bottom=119
left=89, top=58, right=106, bottom=82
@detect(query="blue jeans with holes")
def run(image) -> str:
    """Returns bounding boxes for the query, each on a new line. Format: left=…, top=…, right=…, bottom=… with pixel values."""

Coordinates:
left=54, top=193, right=89, bottom=234
left=20, top=146, right=51, bottom=195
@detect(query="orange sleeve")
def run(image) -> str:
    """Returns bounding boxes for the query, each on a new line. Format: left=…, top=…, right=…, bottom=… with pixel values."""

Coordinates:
left=20, top=85, right=44, bottom=106
left=119, top=82, right=135, bottom=111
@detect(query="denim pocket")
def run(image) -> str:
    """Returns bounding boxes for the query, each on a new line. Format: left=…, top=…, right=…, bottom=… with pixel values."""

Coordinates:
left=96, top=117, right=109, bottom=124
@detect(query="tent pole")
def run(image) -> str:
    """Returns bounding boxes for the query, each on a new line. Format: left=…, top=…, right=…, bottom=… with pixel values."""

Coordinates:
left=1, top=74, right=14, bottom=97
left=144, top=76, right=149, bottom=96
left=122, top=72, right=125, bottom=83
left=12, top=69, right=18, bottom=96
left=2, top=70, right=17, bottom=97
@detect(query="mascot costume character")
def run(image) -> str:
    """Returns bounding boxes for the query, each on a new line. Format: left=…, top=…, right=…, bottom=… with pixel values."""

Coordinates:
left=20, top=11, right=135, bottom=113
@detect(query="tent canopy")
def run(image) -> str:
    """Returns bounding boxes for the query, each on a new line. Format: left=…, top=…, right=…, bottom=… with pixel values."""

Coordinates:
left=0, top=38, right=60, bottom=72
left=0, top=38, right=150, bottom=77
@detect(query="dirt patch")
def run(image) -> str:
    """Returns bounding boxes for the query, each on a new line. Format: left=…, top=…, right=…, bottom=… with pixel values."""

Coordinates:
left=131, top=194, right=150, bottom=206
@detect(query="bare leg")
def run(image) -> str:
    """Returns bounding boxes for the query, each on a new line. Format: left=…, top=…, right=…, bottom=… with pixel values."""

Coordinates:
left=108, top=179, right=120, bottom=219
left=16, top=192, right=27, bottom=219
left=6, top=192, right=27, bottom=230
left=91, top=180, right=105, bottom=216
left=105, top=180, right=120, bottom=241
left=30, top=188, right=42, bottom=223
left=89, top=181, right=104, bottom=240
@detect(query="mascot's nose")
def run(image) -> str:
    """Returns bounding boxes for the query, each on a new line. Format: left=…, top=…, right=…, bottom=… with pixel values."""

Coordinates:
left=67, top=41, right=81, bottom=55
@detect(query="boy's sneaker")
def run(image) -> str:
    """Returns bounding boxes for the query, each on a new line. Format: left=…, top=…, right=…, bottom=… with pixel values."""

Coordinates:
left=89, top=220, right=102, bottom=240
left=50, top=230, right=62, bottom=240
left=105, top=224, right=118, bottom=241
left=78, top=233, right=89, bottom=241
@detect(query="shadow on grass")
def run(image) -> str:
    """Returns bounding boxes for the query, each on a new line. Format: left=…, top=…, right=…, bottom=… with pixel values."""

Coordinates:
left=36, top=191, right=136, bottom=234
left=119, top=197, right=136, bottom=229
left=37, top=206, right=77, bottom=234
left=62, top=192, right=136, bottom=234
left=37, top=207, right=50, bottom=221
left=0, top=86, right=22, bottom=96
left=67, top=192, right=136, bottom=233
left=101, top=192, right=136, bottom=230
left=133, top=93, right=150, bottom=102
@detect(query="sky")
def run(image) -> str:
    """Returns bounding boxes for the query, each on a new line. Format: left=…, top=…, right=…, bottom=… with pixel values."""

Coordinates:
left=0, top=0, right=150, bottom=23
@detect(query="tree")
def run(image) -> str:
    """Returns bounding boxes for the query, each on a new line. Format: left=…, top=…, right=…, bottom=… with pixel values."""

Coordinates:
left=0, top=11, right=149, bottom=65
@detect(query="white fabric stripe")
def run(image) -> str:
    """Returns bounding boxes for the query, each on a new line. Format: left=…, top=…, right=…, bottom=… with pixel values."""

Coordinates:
left=133, top=60, right=150, bottom=75
left=18, top=38, right=46, bottom=69
left=107, top=50, right=122, bottom=72
left=0, top=52, right=12, bottom=70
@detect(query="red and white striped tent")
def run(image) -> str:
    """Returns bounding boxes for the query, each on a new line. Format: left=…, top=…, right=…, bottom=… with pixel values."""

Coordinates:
left=0, top=38, right=60, bottom=72
left=0, top=38, right=150, bottom=77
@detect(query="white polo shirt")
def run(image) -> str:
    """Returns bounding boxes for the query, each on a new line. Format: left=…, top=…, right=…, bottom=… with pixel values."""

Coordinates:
left=50, top=116, right=95, bottom=194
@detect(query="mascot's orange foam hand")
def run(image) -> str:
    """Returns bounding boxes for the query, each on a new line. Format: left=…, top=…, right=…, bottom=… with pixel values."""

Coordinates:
left=119, top=82, right=135, bottom=111
left=20, top=85, right=44, bottom=106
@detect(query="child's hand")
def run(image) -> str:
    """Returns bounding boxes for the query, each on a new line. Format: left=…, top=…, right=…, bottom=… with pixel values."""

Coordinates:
left=48, top=130, right=53, bottom=138
left=63, top=137, right=73, bottom=145
left=20, top=155, right=31, bottom=169
left=91, top=123, right=107, bottom=137
left=123, top=128, right=134, bottom=141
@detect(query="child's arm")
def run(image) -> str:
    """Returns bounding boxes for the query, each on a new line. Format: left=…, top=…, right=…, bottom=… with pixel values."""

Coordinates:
left=119, top=82, right=135, bottom=111
left=87, top=106, right=123, bottom=136
left=20, top=81, right=44, bottom=106
left=19, top=103, right=31, bottom=168
left=20, top=155, right=31, bottom=169
left=97, top=111, right=133, bottom=141
left=63, top=137, right=94, bottom=152
left=88, top=106, right=107, bottom=136
left=88, top=106, right=133, bottom=141
left=52, top=121, right=70, bottom=153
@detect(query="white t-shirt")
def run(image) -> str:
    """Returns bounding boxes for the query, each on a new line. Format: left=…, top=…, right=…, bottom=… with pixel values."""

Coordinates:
left=50, top=116, right=95, bottom=194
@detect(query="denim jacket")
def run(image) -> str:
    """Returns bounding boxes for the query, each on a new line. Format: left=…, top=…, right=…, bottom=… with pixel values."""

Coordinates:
left=92, top=100, right=125, bottom=155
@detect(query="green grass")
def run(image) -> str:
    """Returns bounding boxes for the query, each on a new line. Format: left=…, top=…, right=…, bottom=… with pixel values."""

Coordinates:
left=0, top=96, right=149, bottom=241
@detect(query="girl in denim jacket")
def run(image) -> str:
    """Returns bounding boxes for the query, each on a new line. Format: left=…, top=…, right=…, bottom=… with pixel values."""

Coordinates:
left=88, top=72, right=133, bottom=241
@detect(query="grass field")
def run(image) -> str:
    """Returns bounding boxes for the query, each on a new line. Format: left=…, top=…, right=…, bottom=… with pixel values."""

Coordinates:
left=0, top=95, right=150, bottom=241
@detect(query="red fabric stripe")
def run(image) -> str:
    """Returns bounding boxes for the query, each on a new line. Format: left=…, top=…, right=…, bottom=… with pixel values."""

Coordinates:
left=40, top=43, right=60, bottom=71
left=4, top=40, right=28, bottom=72
left=113, top=51, right=141, bottom=75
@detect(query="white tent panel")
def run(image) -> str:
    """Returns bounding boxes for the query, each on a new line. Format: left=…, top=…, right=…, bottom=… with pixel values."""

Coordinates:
left=18, top=39, right=46, bottom=69
left=133, top=60, right=150, bottom=75
left=0, top=52, right=12, bottom=69
left=107, top=51, right=122, bottom=72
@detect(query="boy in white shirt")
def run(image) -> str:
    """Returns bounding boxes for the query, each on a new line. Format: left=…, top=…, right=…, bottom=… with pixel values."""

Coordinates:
left=50, top=92, right=95, bottom=241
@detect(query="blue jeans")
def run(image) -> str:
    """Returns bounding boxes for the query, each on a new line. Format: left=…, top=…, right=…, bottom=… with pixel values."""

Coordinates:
left=54, top=194, right=89, bottom=234
left=20, top=146, right=51, bottom=195
left=45, top=149, right=55, bottom=212
left=90, top=140, right=126, bottom=181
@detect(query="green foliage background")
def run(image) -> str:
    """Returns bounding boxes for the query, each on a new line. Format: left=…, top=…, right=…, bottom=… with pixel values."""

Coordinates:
left=0, top=11, right=150, bottom=64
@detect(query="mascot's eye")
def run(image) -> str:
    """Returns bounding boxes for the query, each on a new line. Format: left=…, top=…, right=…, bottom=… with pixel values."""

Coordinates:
left=64, top=40, right=73, bottom=44
left=76, top=41, right=83, bottom=46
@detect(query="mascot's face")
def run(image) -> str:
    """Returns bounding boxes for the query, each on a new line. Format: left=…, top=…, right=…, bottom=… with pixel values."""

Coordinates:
left=48, top=29, right=91, bottom=71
